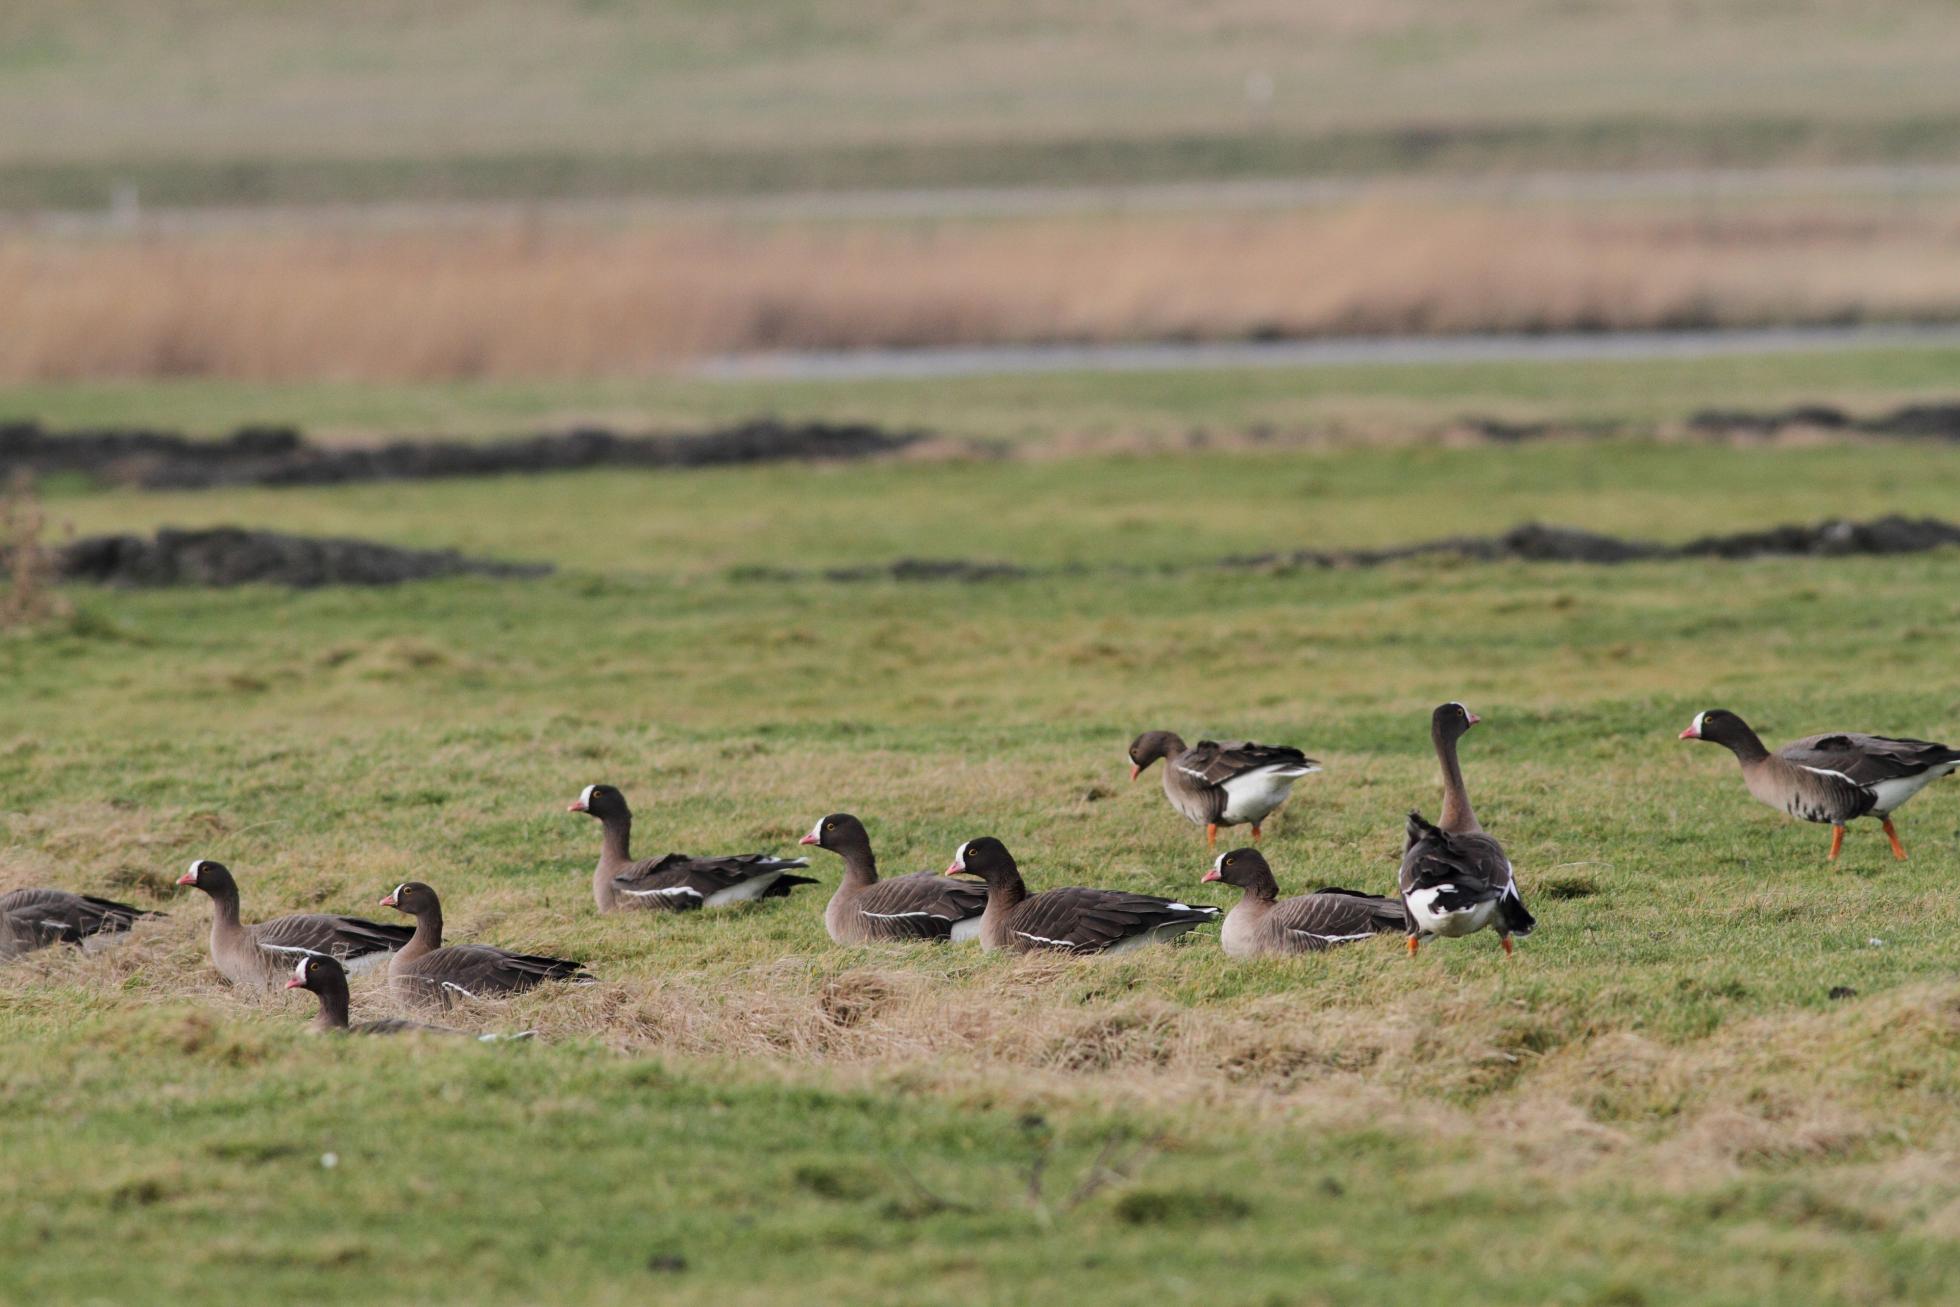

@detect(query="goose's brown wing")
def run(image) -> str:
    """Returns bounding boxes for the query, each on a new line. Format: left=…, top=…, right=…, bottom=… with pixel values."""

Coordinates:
left=1267, top=890, right=1405, bottom=950
left=613, top=852, right=812, bottom=910
left=398, top=943, right=594, bottom=1002
left=1, top=888, right=155, bottom=952
left=1177, top=739, right=1318, bottom=785
left=1004, top=887, right=1217, bottom=953
left=850, top=872, right=988, bottom=940
left=249, top=912, right=415, bottom=963
left=1782, top=733, right=1960, bottom=785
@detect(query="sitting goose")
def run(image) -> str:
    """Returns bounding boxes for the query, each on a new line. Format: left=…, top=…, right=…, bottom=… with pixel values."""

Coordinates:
left=1680, top=709, right=1960, bottom=861
left=380, top=881, right=594, bottom=1008
left=1202, top=848, right=1404, bottom=958
left=567, top=784, right=815, bottom=912
left=1128, top=731, right=1321, bottom=847
left=177, top=859, right=413, bottom=987
left=800, top=812, right=987, bottom=944
left=944, top=837, right=1218, bottom=953
left=1, top=887, right=159, bottom=961
left=1401, top=703, right=1535, bottom=955
left=285, top=956, right=533, bottom=1040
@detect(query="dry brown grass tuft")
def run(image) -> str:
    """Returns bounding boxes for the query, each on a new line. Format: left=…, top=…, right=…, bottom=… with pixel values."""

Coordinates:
left=0, top=473, right=71, bottom=630
left=11, top=195, right=1960, bottom=382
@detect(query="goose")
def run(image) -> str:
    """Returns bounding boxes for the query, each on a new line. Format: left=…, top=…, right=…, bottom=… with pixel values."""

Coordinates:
left=1680, top=709, right=1960, bottom=861
left=800, top=813, right=987, bottom=944
left=1, top=887, right=159, bottom=961
left=284, top=956, right=534, bottom=1039
left=567, top=784, right=815, bottom=912
left=380, top=881, right=594, bottom=1008
left=1202, top=848, right=1403, bottom=958
left=1128, top=731, right=1321, bottom=847
left=176, top=859, right=412, bottom=987
left=944, top=837, right=1218, bottom=953
left=1401, top=703, right=1535, bottom=955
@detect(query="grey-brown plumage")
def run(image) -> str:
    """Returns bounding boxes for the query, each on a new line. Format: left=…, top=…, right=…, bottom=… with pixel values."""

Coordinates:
left=1128, top=730, right=1320, bottom=847
left=1401, top=704, right=1534, bottom=953
left=1681, top=708, right=1960, bottom=861
left=176, top=859, right=412, bottom=987
left=283, top=955, right=482, bottom=1037
left=568, top=783, right=814, bottom=912
left=1, top=887, right=159, bottom=960
left=945, top=837, right=1218, bottom=954
left=381, top=881, right=594, bottom=1009
left=1203, top=848, right=1403, bottom=957
left=800, top=813, right=987, bottom=943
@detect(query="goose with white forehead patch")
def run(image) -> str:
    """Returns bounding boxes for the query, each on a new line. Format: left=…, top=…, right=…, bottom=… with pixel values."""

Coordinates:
left=175, top=860, right=413, bottom=987
left=944, top=837, right=1219, bottom=954
left=1203, top=848, right=1404, bottom=958
left=285, top=955, right=535, bottom=1041
left=1400, top=703, right=1535, bottom=956
left=567, top=783, right=815, bottom=913
left=1, top=887, right=161, bottom=962
left=380, top=881, right=594, bottom=1009
left=1680, top=708, right=1960, bottom=862
left=1127, top=731, right=1321, bottom=849
left=800, top=813, right=987, bottom=944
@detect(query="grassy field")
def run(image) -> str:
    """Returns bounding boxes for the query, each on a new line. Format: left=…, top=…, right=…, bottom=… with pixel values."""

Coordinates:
left=5, top=1, right=1960, bottom=208
left=9, top=342, right=1960, bottom=441
left=6, top=362, right=1960, bottom=1301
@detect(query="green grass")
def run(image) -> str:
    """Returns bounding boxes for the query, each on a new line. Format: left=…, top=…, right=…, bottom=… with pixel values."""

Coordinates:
left=6, top=427, right=1960, bottom=1303
left=7, top=343, right=1960, bottom=440
left=5, top=0, right=1960, bottom=206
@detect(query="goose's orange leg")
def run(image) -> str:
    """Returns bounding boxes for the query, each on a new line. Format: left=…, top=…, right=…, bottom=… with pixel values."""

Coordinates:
left=1500, top=935, right=1514, bottom=956
left=1250, top=823, right=1262, bottom=843
left=1406, top=937, right=1420, bottom=957
left=1882, top=818, right=1908, bottom=861
left=1828, top=824, right=1845, bottom=862
left=1205, top=823, right=1218, bottom=849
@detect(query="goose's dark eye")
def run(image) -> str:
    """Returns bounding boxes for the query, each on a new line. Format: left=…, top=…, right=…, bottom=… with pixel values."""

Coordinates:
left=1224, top=855, right=1236, bottom=866
left=824, top=821, right=835, bottom=831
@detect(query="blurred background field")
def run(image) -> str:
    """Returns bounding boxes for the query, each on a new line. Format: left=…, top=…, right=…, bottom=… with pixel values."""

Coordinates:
left=10, top=4, right=1960, bottom=1304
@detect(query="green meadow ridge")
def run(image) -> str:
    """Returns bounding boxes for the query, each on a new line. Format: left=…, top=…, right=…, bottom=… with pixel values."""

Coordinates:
left=5, top=415, right=1960, bottom=1304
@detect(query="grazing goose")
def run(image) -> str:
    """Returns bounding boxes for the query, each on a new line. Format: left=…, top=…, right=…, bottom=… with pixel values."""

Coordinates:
left=1128, top=731, right=1321, bottom=847
left=1202, top=848, right=1404, bottom=958
left=380, top=881, right=594, bottom=1008
left=943, top=837, right=1218, bottom=953
left=1, top=887, right=159, bottom=961
left=285, top=956, right=533, bottom=1040
left=567, top=784, right=815, bottom=913
left=177, top=860, right=413, bottom=987
left=801, top=813, right=988, bottom=944
left=1401, top=703, right=1535, bottom=955
left=1680, top=709, right=1960, bottom=861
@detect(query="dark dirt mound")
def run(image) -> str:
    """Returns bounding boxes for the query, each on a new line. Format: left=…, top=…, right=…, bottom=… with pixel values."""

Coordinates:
left=0, top=418, right=923, bottom=490
left=742, top=516, right=1960, bottom=584
left=53, top=528, right=551, bottom=588
left=1686, top=402, right=1960, bottom=439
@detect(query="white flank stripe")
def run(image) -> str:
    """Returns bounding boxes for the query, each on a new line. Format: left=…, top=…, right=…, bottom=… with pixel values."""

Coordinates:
left=624, top=886, right=703, bottom=899
left=1013, top=931, right=1081, bottom=949
left=859, top=910, right=944, bottom=920
left=258, top=943, right=330, bottom=958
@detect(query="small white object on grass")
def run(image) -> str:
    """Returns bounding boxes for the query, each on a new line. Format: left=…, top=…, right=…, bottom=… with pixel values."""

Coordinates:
left=321, top=1152, right=339, bottom=1169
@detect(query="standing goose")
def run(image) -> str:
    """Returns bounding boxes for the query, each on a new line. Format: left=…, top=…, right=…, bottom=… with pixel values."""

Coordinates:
left=944, top=837, right=1218, bottom=953
left=567, top=784, right=815, bottom=913
left=1680, top=709, right=1960, bottom=861
left=176, top=859, right=413, bottom=987
left=285, top=956, right=534, bottom=1040
left=1401, top=703, right=1535, bottom=955
left=1202, top=848, right=1404, bottom=958
left=1, top=887, right=159, bottom=961
left=380, top=881, right=594, bottom=1007
left=801, top=813, right=988, bottom=944
left=1128, top=731, right=1321, bottom=848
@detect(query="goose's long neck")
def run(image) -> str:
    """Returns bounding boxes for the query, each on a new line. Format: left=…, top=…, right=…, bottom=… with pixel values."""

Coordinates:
left=593, top=814, right=633, bottom=908
left=311, top=981, right=351, bottom=1031
left=207, top=886, right=243, bottom=942
left=400, top=906, right=442, bottom=963
left=1435, top=727, right=1481, bottom=833
left=1725, top=726, right=1773, bottom=767
left=979, top=869, right=1027, bottom=926
left=839, top=844, right=879, bottom=887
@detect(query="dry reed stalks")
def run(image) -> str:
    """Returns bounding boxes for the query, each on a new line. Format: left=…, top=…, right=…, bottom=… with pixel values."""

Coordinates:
left=8, top=196, right=1960, bottom=381
left=0, top=472, right=71, bottom=630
